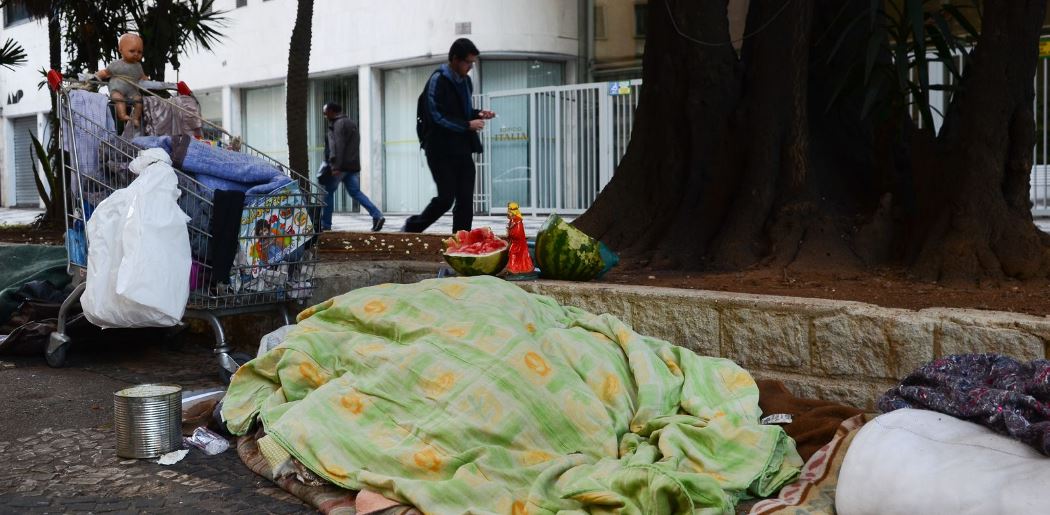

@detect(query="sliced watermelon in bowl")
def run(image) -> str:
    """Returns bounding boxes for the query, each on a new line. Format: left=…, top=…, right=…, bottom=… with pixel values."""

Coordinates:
left=442, top=227, right=509, bottom=276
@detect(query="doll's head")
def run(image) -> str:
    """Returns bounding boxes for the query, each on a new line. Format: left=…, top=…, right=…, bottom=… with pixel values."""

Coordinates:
left=118, top=33, right=143, bottom=64
left=254, top=219, right=271, bottom=238
left=507, top=201, right=522, bottom=220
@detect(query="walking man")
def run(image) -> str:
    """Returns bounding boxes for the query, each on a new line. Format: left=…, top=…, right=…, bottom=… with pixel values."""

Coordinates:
left=402, top=38, right=495, bottom=233
left=320, top=102, right=384, bottom=232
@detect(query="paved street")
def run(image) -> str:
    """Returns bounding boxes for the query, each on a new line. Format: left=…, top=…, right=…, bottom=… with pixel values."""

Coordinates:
left=0, top=333, right=314, bottom=514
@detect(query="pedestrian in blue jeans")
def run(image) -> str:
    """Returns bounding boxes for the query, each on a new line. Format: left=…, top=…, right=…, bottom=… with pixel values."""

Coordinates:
left=320, top=102, right=384, bottom=232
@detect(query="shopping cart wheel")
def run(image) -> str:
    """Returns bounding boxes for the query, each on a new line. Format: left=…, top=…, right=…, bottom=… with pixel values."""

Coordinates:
left=46, top=332, right=71, bottom=368
left=218, top=352, right=253, bottom=385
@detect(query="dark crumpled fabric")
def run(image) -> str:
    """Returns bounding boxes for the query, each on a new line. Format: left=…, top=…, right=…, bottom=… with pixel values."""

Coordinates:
left=143, top=95, right=202, bottom=138
left=878, top=353, right=1050, bottom=456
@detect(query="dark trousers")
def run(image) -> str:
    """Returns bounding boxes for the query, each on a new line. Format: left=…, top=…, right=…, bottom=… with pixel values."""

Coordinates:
left=403, top=153, right=475, bottom=233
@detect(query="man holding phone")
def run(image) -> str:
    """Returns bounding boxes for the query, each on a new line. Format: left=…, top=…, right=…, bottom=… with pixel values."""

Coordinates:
left=403, top=38, right=495, bottom=233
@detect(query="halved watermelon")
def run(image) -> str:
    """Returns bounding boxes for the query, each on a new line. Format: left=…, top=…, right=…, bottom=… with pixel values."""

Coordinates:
left=535, top=214, right=604, bottom=281
left=442, top=227, right=509, bottom=276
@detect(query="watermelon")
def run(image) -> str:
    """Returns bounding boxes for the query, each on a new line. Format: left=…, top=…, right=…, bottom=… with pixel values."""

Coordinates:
left=442, top=227, right=509, bottom=276
left=535, top=214, right=604, bottom=281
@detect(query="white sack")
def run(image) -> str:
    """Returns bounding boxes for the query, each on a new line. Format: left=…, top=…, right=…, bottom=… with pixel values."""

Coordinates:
left=82, top=148, right=191, bottom=328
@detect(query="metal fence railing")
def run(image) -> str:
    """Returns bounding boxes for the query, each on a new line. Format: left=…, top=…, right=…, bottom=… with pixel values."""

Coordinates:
left=1033, top=57, right=1050, bottom=215
left=474, top=79, right=641, bottom=215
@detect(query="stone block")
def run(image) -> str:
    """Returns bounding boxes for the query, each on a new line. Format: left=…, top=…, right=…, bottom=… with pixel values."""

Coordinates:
left=937, top=323, right=1044, bottom=361
left=627, top=296, right=720, bottom=358
left=721, top=309, right=809, bottom=369
left=522, top=283, right=632, bottom=320
left=884, top=316, right=937, bottom=375
left=811, top=313, right=933, bottom=379
left=787, top=378, right=884, bottom=410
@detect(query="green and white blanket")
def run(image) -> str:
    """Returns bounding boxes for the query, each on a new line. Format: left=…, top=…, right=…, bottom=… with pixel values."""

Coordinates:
left=223, top=276, right=801, bottom=514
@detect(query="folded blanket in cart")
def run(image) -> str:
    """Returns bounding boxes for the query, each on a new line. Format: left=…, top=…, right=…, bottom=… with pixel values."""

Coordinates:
left=133, top=135, right=292, bottom=195
left=62, top=89, right=115, bottom=180
left=222, top=276, right=802, bottom=514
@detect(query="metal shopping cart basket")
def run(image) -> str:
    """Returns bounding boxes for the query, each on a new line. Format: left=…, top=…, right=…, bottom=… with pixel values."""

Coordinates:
left=46, top=71, right=325, bottom=381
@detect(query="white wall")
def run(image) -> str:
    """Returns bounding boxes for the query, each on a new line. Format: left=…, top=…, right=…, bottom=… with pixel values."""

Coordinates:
left=0, top=17, right=52, bottom=118
left=0, top=17, right=53, bottom=206
left=0, top=0, right=581, bottom=207
left=173, top=0, right=579, bottom=89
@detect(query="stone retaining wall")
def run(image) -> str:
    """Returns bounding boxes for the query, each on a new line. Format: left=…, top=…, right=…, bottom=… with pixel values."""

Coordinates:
left=311, top=261, right=1050, bottom=409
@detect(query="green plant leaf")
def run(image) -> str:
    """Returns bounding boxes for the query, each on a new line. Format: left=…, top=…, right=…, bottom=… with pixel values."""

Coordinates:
left=827, top=12, right=868, bottom=65
left=0, top=38, right=27, bottom=70
left=929, top=15, right=961, bottom=81
left=908, top=82, right=934, bottom=129
left=826, top=59, right=860, bottom=113
left=943, top=4, right=979, bottom=41
left=864, top=27, right=884, bottom=84
left=29, top=131, right=54, bottom=212
left=861, top=73, right=886, bottom=119
left=30, top=130, right=56, bottom=194
left=814, top=1, right=856, bottom=48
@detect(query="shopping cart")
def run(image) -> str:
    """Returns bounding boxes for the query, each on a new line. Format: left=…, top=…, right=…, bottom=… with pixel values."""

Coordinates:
left=46, top=71, right=325, bottom=381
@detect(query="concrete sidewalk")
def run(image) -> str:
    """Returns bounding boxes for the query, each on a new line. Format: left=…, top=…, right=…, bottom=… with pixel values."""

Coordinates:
left=0, top=207, right=563, bottom=235
left=0, top=208, right=40, bottom=226
left=0, top=334, right=311, bottom=514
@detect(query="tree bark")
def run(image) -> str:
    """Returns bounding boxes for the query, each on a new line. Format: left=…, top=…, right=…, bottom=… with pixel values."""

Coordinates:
left=906, top=0, right=1050, bottom=282
left=46, top=10, right=64, bottom=227
left=574, top=0, right=743, bottom=267
left=576, top=0, right=1050, bottom=283
left=286, top=0, right=314, bottom=184
left=48, top=11, right=59, bottom=71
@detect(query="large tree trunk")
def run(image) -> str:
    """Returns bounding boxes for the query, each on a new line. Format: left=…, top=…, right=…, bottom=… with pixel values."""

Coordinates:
left=576, top=0, right=1050, bottom=283
left=906, top=1, right=1050, bottom=282
left=286, top=0, right=314, bottom=182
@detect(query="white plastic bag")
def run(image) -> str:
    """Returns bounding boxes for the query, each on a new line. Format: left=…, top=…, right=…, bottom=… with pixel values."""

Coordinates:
left=82, top=148, right=192, bottom=328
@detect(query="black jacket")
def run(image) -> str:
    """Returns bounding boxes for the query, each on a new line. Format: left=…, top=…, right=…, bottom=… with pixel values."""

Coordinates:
left=325, top=115, right=360, bottom=172
left=423, top=65, right=482, bottom=157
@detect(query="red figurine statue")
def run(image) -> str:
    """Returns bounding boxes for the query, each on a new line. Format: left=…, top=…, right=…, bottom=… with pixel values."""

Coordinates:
left=505, top=201, right=535, bottom=276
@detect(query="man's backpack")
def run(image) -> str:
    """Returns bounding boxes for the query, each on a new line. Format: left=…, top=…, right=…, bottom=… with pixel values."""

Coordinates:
left=416, top=71, right=441, bottom=149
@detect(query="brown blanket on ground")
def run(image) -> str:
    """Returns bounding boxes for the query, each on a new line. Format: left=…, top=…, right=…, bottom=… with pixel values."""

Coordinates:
left=236, top=426, right=421, bottom=515
left=757, top=380, right=865, bottom=461
left=748, top=413, right=874, bottom=514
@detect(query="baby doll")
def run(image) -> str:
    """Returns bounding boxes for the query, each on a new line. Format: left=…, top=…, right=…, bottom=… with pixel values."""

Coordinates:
left=95, top=33, right=148, bottom=127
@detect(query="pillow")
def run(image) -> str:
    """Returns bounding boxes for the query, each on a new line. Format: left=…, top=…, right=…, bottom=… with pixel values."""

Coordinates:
left=836, top=408, right=1050, bottom=515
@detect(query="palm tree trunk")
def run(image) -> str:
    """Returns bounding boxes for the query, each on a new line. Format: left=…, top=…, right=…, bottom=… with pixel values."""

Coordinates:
left=286, top=0, right=314, bottom=185
left=46, top=9, right=64, bottom=227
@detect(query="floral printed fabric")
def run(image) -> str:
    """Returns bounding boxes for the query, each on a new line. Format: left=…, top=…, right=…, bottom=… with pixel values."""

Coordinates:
left=878, top=353, right=1050, bottom=456
left=222, top=276, right=801, bottom=514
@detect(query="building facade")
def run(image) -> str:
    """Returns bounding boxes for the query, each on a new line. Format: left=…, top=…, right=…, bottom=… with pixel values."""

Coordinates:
left=2, top=0, right=654, bottom=213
